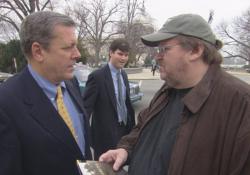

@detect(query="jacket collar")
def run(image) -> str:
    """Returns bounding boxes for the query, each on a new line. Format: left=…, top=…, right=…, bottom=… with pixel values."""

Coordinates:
left=159, top=64, right=221, bottom=114
left=103, top=65, right=117, bottom=109
left=182, top=64, right=221, bottom=114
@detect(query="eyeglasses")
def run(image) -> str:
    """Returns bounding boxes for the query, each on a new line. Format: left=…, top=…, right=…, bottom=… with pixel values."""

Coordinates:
left=156, top=44, right=179, bottom=55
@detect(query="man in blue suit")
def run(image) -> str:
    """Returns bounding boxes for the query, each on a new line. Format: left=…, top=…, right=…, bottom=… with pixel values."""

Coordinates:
left=83, top=39, right=135, bottom=160
left=0, top=11, right=92, bottom=175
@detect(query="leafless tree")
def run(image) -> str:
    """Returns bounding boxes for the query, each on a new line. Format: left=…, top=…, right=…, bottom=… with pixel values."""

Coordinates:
left=117, top=19, right=154, bottom=66
left=0, top=0, right=54, bottom=33
left=121, top=0, right=145, bottom=35
left=118, top=0, right=155, bottom=66
left=216, top=8, right=250, bottom=63
left=0, top=22, right=18, bottom=41
left=69, top=0, right=121, bottom=64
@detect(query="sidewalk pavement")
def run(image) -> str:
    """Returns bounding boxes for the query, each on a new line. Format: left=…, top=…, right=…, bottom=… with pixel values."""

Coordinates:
left=128, top=68, right=160, bottom=80
left=227, top=71, right=250, bottom=76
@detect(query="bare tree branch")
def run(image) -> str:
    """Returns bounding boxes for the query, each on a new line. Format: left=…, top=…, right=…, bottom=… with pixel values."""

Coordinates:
left=70, top=0, right=121, bottom=64
left=223, top=50, right=249, bottom=61
left=35, top=0, right=40, bottom=11
left=41, top=0, right=51, bottom=11
left=20, top=0, right=31, bottom=12
left=3, top=1, right=24, bottom=20
left=216, top=8, right=250, bottom=62
left=13, top=0, right=29, bottom=15
left=0, top=0, right=54, bottom=34
left=118, top=0, right=154, bottom=66
left=223, top=27, right=250, bottom=49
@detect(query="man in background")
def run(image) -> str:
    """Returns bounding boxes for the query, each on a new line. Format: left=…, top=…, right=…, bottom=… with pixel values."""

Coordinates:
left=83, top=38, right=135, bottom=160
left=151, top=58, right=157, bottom=76
left=99, top=14, right=250, bottom=175
left=0, top=11, right=92, bottom=175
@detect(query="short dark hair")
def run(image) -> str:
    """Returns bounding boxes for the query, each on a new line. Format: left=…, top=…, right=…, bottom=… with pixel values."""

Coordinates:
left=19, top=11, right=76, bottom=58
left=109, top=38, right=130, bottom=52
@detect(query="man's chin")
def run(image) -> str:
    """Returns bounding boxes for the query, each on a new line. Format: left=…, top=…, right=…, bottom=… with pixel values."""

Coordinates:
left=119, top=63, right=126, bottom=68
left=159, top=73, right=166, bottom=81
left=64, top=73, right=74, bottom=80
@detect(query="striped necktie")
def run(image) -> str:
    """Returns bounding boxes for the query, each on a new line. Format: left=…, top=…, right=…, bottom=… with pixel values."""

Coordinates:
left=56, top=86, right=77, bottom=140
left=117, top=71, right=127, bottom=125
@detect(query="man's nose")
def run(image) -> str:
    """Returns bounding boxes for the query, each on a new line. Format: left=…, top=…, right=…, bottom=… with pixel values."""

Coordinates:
left=121, top=55, right=128, bottom=60
left=72, top=47, right=81, bottom=60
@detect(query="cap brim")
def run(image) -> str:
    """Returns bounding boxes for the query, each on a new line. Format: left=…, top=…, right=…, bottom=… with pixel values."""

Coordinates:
left=141, top=32, right=177, bottom=47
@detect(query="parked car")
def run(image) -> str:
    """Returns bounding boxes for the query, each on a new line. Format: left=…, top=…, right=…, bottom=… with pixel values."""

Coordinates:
left=73, top=63, right=92, bottom=89
left=129, top=80, right=143, bottom=103
left=73, top=63, right=143, bottom=103
left=0, top=72, right=13, bottom=84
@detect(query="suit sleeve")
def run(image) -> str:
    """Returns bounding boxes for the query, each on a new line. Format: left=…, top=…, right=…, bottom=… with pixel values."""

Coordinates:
left=0, top=108, right=22, bottom=175
left=122, top=71, right=135, bottom=127
left=82, top=73, right=98, bottom=119
left=123, top=72, right=130, bottom=95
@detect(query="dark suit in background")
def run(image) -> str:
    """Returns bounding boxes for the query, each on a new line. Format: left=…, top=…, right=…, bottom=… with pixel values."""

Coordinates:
left=83, top=64, right=135, bottom=159
left=0, top=68, right=91, bottom=175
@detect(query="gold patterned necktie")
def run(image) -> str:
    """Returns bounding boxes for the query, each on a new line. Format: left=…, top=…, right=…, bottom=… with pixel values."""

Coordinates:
left=56, top=86, right=77, bottom=140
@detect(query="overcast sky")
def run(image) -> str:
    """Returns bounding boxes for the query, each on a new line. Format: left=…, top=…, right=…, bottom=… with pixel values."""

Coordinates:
left=145, top=0, right=250, bottom=29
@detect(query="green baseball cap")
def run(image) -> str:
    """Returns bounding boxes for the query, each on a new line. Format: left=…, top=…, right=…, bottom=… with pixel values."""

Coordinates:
left=141, top=14, right=223, bottom=49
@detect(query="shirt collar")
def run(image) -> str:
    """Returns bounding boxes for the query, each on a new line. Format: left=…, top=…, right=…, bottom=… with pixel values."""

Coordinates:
left=108, top=62, right=121, bottom=75
left=28, top=64, right=66, bottom=100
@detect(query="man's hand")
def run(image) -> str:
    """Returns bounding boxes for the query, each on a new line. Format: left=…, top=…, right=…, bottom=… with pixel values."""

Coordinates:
left=99, top=148, right=128, bottom=171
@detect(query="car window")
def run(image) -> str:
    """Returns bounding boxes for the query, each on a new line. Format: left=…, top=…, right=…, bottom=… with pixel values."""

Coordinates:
left=73, top=63, right=92, bottom=83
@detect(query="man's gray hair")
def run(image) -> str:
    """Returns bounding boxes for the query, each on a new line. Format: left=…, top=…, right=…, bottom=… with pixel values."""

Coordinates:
left=19, top=11, right=76, bottom=58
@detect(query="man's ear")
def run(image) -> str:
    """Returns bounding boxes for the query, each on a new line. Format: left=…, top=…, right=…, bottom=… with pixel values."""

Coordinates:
left=189, top=44, right=204, bottom=61
left=109, top=50, right=113, bottom=57
left=31, top=42, right=45, bottom=62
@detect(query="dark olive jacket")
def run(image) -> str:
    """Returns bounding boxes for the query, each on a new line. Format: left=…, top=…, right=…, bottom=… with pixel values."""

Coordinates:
left=118, top=64, right=250, bottom=175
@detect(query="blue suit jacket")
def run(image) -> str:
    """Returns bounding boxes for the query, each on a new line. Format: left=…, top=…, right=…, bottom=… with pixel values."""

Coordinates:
left=0, top=67, right=92, bottom=175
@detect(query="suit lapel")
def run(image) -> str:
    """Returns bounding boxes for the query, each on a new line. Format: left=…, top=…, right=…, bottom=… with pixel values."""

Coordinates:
left=65, top=80, right=86, bottom=115
left=103, top=65, right=117, bottom=111
left=65, top=80, right=91, bottom=153
left=22, top=68, right=83, bottom=158
left=121, top=70, right=130, bottom=100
